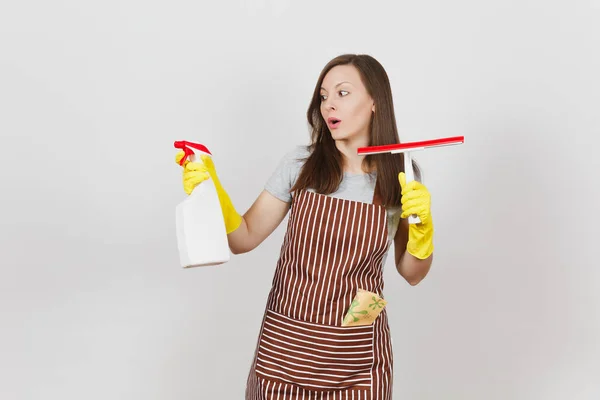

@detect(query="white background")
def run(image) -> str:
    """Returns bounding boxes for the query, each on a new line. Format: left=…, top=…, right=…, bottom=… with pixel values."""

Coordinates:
left=1, top=0, right=599, bottom=399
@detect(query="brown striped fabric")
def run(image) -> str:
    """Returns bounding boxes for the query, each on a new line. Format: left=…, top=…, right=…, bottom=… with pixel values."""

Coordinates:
left=246, top=190, right=394, bottom=399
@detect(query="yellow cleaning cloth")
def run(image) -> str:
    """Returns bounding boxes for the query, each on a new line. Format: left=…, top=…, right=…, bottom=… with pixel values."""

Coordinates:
left=342, top=289, right=387, bottom=327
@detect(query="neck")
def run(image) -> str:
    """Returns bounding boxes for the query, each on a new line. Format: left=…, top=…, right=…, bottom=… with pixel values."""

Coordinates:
left=335, top=135, right=372, bottom=174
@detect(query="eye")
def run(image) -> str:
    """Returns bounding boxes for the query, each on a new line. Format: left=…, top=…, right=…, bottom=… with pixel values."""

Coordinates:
left=320, top=94, right=327, bottom=100
left=339, top=90, right=349, bottom=96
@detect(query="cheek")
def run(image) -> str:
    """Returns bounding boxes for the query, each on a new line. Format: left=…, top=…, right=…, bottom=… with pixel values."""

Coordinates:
left=349, top=100, right=372, bottom=124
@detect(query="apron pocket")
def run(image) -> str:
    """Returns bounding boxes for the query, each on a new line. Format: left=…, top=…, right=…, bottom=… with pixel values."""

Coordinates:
left=254, top=309, right=374, bottom=392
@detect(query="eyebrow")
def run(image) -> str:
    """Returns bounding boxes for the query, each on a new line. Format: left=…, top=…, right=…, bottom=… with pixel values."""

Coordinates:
left=320, top=81, right=352, bottom=91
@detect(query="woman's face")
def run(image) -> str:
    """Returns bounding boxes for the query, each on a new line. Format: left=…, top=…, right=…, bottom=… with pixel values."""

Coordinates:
left=320, top=65, right=375, bottom=144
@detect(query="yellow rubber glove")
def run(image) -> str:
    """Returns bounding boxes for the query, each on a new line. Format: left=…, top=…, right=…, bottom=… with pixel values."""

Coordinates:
left=398, top=172, right=434, bottom=260
left=175, top=151, right=210, bottom=194
left=175, top=151, right=242, bottom=234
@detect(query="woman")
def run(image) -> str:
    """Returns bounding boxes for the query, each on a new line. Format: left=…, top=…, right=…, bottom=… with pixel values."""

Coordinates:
left=175, top=54, right=434, bottom=399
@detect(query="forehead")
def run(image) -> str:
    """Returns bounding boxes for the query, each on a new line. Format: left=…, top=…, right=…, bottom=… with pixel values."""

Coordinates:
left=321, top=65, right=363, bottom=88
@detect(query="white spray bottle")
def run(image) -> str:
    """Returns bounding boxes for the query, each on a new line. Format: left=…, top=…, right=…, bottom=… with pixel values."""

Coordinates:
left=174, top=140, right=230, bottom=268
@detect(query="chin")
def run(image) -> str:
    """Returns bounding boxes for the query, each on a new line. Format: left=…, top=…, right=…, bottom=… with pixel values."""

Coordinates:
left=331, top=129, right=361, bottom=143
left=330, top=129, right=349, bottom=141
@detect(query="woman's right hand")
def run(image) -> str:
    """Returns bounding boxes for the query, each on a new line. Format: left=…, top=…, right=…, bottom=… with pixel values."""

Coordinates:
left=174, top=150, right=243, bottom=234
left=174, top=151, right=210, bottom=195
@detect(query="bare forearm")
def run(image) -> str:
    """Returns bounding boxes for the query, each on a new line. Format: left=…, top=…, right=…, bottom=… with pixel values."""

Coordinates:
left=226, top=190, right=290, bottom=255
left=396, top=251, right=433, bottom=286
left=227, top=216, right=255, bottom=254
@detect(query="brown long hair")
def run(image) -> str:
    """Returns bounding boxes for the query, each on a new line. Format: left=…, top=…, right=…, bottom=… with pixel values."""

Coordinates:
left=290, top=54, right=419, bottom=208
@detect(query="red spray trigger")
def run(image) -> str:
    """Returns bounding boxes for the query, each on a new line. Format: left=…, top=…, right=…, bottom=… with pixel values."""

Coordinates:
left=174, top=141, right=212, bottom=165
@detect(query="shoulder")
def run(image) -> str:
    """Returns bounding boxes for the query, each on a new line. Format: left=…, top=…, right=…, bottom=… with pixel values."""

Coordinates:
left=274, top=144, right=311, bottom=174
left=264, top=144, right=311, bottom=202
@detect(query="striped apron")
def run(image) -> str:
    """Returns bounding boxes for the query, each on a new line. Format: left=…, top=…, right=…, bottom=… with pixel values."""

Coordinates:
left=246, top=189, right=394, bottom=400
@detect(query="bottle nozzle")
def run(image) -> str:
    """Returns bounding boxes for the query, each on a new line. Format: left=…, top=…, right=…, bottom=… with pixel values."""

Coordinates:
left=174, top=141, right=212, bottom=165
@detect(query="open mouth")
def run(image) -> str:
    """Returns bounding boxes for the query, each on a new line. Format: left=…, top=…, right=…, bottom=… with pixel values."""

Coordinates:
left=328, top=118, right=342, bottom=128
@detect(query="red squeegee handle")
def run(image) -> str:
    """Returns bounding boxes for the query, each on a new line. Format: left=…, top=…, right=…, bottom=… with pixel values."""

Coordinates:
left=357, top=135, right=464, bottom=155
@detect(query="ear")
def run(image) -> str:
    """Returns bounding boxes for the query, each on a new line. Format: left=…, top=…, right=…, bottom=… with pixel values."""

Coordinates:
left=372, top=103, right=376, bottom=112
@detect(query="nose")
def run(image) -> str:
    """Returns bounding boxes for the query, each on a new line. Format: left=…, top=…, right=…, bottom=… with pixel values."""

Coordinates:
left=323, top=97, right=336, bottom=111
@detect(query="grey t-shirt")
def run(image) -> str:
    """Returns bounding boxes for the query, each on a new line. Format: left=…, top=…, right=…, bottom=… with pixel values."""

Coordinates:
left=264, top=145, right=419, bottom=269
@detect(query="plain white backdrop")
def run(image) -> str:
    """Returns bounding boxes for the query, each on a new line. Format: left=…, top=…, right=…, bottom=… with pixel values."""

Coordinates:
left=1, top=0, right=599, bottom=399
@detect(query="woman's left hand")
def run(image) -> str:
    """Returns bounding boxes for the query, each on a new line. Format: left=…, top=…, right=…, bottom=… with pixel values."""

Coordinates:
left=398, top=172, right=434, bottom=260
left=398, top=172, right=431, bottom=224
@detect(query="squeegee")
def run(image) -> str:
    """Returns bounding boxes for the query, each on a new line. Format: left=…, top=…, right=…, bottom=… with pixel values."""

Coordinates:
left=357, top=135, right=464, bottom=224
